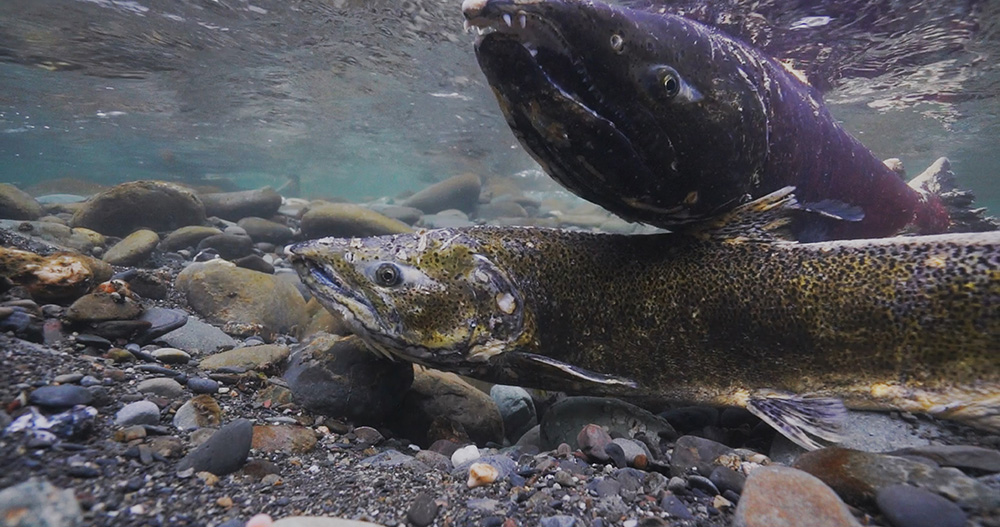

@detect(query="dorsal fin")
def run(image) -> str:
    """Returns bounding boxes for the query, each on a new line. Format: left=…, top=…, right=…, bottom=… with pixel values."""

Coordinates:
left=686, top=186, right=800, bottom=242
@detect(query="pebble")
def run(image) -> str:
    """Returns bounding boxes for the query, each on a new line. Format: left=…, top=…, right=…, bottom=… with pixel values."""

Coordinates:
left=406, top=492, right=440, bottom=527
left=199, top=343, right=289, bottom=371
left=875, top=484, right=966, bottom=527
left=237, top=216, right=294, bottom=244
left=467, top=462, right=500, bottom=488
left=102, top=229, right=159, bottom=266
left=234, top=254, right=275, bottom=274
left=173, top=394, right=222, bottom=430
left=28, top=385, right=93, bottom=410
left=115, top=400, right=161, bottom=426
left=611, top=438, right=650, bottom=468
left=252, top=424, right=318, bottom=454
left=414, top=450, right=452, bottom=473
left=539, top=515, right=577, bottom=527
left=152, top=347, right=191, bottom=364
left=577, top=423, right=613, bottom=463
left=604, top=442, right=628, bottom=468
left=187, top=377, right=220, bottom=394
left=687, top=475, right=720, bottom=496
left=196, top=233, right=254, bottom=260
left=176, top=261, right=308, bottom=340
left=134, top=308, right=188, bottom=344
left=176, top=418, right=253, bottom=476
left=660, top=493, right=694, bottom=520
left=136, top=377, right=185, bottom=399
left=670, top=435, right=736, bottom=477
left=0, top=477, right=82, bottom=527
left=64, top=293, right=144, bottom=323
left=709, top=465, right=746, bottom=495
left=160, top=225, right=223, bottom=252
left=283, top=334, right=413, bottom=423
left=352, top=426, right=384, bottom=446
left=733, top=466, right=861, bottom=527
left=155, top=315, right=237, bottom=355
left=54, top=373, right=85, bottom=384
left=452, top=444, right=480, bottom=467
left=490, top=384, right=537, bottom=443
left=271, top=517, right=387, bottom=527
left=539, top=396, right=676, bottom=451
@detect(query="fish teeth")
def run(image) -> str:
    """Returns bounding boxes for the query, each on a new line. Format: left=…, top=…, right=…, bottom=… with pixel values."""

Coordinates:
left=519, top=13, right=526, bottom=29
left=503, top=13, right=512, bottom=27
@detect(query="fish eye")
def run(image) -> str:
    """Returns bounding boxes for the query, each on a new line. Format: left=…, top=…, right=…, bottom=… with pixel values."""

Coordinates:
left=374, top=263, right=402, bottom=287
left=609, top=34, right=625, bottom=54
left=661, top=71, right=680, bottom=98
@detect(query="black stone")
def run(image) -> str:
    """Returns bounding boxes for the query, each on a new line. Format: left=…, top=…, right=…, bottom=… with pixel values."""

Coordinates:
left=134, top=308, right=187, bottom=344
left=719, top=407, right=759, bottom=429
left=406, top=492, right=440, bottom=527
left=187, top=377, right=220, bottom=394
left=234, top=254, right=275, bottom=274
left=604, top=442, right=628, bottom=468
left=659, top=494, right=693, bottom=520
left=74, top=334, right=112, bottom=350
left=687, top=475, right=720, bottom=496
left=28, top=385, right=93, bottom=409
left=196, top=234, right=254, bottom=261
left=709, top=465, right=746, bottom=495
left=176, top=418, right=253, bottom=476
left=876, top=484, right=966, bottom=527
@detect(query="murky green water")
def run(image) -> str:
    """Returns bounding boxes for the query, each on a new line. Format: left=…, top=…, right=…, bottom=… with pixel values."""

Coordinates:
left=1, top=0, right=997, bottom=211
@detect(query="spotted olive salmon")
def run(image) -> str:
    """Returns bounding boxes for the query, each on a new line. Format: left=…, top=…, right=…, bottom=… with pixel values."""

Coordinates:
left=289, top=190, right=1000, bottom=449
left=463, top=0, right=995, bottom=240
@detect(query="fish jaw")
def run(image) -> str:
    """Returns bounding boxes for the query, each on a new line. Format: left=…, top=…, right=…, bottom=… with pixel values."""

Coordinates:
left=464, top=0, right=770, bottom=228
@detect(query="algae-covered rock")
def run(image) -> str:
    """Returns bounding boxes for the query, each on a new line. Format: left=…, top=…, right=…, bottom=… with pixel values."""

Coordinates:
left=300, top=203, right=412, bottom=239
left=65, top=292, right=144, bottom=322
left=103, top=229, right=159, bottom=266
left=0, top=183, right=43, bottom=220
left=71, top=180, right=205, bottom=237
left=0, top=246, right=112, bottom=302
left=175, top=260, right=307, bottom=339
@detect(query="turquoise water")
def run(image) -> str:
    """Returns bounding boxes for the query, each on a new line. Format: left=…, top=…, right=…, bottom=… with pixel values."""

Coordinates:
left=1, top=0, right=997, bottom=211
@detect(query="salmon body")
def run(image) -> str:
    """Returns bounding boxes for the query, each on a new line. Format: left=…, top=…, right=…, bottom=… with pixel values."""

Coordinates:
left=289, top=193, right=1000, bottom=448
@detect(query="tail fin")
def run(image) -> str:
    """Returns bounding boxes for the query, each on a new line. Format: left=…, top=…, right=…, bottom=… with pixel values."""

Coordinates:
left=908, top=157, right=999, bottom=233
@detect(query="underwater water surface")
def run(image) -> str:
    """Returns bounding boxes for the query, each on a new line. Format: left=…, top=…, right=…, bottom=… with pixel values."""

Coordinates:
left=0, top=0, right=998, bottom=211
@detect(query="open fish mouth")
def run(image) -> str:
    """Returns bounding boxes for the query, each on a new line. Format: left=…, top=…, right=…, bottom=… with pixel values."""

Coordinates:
left=462, top=0, right=604, bottom=117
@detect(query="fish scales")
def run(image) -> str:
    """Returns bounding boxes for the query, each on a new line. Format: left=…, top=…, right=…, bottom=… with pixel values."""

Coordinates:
left=289, top=209, right=1000, bottom=445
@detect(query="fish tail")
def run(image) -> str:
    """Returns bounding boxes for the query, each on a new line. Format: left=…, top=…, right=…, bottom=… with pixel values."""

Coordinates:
left=908, top=157, right=999, bottom=234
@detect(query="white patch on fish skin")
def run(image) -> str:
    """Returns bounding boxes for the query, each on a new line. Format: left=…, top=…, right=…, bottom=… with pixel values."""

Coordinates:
left=350, top=238, right=363, bottom=249
left=467, top=339, right=508, bottom=362
left=496, top=292, right=517, bottom=314
left=417, top=232, right=428, bottom=252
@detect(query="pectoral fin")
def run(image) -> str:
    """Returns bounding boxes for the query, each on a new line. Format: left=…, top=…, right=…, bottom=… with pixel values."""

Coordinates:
left=514, top=352, right=639, bottom=389
left=688, top=186, right=800, bottom=242
left=746, top=390, right=846, bottom=450
left=799, top=199, right=865, bottom=222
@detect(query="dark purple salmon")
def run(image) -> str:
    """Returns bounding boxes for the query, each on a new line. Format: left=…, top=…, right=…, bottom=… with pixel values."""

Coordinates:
left=463, top=0, right=993, bottom=240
